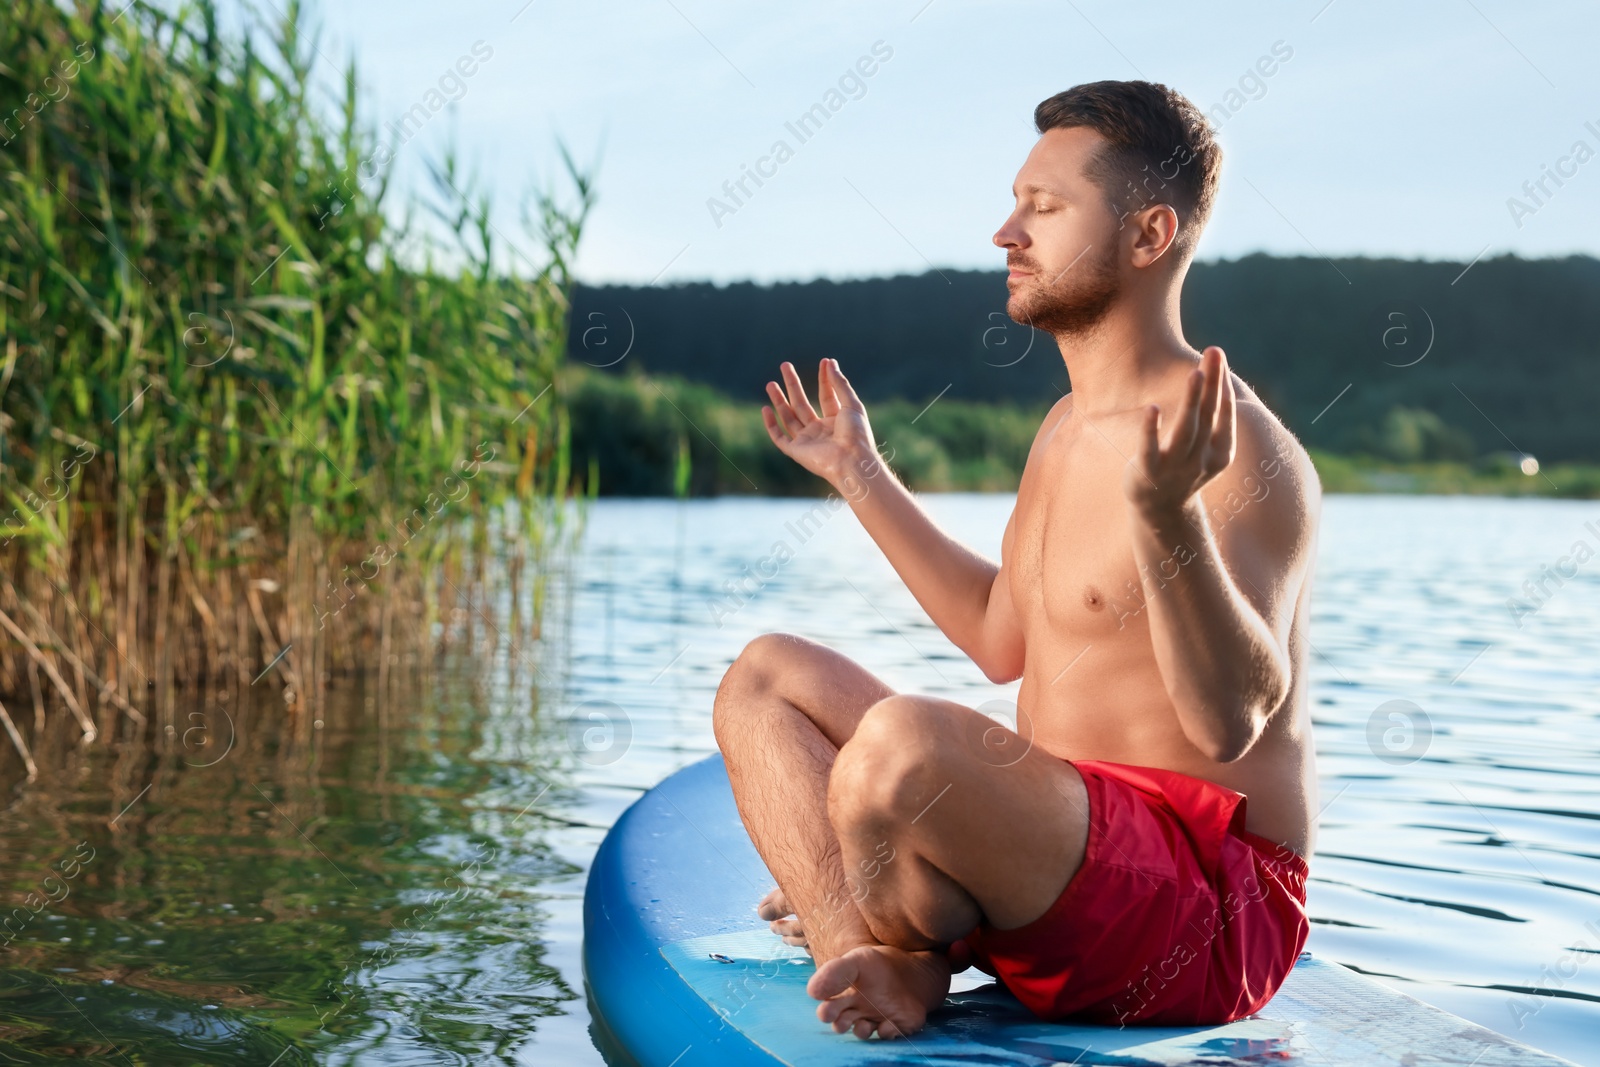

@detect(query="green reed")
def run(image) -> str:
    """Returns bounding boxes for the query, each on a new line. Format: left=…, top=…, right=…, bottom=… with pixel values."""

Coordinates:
left=0, top=0, right=592, bottom=760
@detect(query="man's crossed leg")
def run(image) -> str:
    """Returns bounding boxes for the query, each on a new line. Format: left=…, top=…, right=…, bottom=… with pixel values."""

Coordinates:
left=712, top=631, right=1090, bottom=1041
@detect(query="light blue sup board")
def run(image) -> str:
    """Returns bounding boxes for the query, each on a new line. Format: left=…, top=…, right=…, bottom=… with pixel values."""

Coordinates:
left=583, top=754, right=1578, bottom=1066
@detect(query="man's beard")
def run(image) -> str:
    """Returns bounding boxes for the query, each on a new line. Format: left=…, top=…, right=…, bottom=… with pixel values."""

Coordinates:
left=1006, top=244, right=1120, bottom=338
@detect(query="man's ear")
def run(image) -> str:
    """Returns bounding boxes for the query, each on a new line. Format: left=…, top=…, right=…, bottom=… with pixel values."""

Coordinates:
left=1127, top=203, right=1180, bottom=268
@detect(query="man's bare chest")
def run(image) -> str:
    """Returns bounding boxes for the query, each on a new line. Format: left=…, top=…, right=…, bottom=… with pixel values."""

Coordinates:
left=1008, top=432, right=1159, bottom=636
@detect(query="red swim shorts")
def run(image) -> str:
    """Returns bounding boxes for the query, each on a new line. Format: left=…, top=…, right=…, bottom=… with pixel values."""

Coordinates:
left=955, top=758, right=1309, bottom=1026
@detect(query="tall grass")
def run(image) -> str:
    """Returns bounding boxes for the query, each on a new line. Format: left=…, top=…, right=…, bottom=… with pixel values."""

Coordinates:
left=0, top=0, right=590, bottom=764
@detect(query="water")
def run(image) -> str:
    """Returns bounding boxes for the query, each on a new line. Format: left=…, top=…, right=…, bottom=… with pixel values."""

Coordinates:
left=2, top=494, right=1598, bottom=1064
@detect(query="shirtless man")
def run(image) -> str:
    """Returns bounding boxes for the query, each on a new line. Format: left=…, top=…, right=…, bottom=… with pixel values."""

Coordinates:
left=712, top=80, right=1320, bottom=1042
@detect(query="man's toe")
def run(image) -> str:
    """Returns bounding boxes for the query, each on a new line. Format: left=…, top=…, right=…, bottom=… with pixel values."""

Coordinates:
left=756, top=887, right=792, bottom=921
left=807, top=954, right=858, bottom=1001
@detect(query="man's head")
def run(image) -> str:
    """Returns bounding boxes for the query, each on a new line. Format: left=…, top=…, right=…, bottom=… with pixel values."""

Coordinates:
left=994, top=80, right=1221, bottom=337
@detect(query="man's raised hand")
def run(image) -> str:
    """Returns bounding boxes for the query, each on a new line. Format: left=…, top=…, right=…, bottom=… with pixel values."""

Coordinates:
left=1123, top=345, right=1237, bottom=522
left=763, top=359, right=878, bottom=488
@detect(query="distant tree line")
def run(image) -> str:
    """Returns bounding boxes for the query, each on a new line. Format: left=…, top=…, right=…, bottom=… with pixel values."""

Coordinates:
left=569, top=254, right=1600, bottom=465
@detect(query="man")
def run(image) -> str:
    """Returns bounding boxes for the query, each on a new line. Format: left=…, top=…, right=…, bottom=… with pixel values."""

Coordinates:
left=712, top=80, right=1320, bottom=1042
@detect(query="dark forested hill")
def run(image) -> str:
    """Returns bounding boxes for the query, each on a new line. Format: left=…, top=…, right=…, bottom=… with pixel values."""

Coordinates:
left=570, top=254, right=1600, bottom=462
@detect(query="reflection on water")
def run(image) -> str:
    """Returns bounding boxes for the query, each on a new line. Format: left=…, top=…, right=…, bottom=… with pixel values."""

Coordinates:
left=2, top=494, right=1597, bottom=1065
left=0, top=657, right=585, bottom=1064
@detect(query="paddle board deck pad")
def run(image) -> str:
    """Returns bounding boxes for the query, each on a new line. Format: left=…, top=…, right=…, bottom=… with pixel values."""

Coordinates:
left=583, top=754, right=1578, bottom=1066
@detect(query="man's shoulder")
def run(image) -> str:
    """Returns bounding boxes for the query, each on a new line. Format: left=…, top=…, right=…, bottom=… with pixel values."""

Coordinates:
left=1228, top=378, right=1321, bottom=513
left=1203, top=377, right=1322, bottom=637
left=1042, top=390, right=1073, bottom=429
left=1022, top=391, right=1074, bottom=458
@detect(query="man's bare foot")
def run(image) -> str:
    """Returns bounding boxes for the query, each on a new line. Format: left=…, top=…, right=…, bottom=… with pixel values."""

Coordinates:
left=757, top=887, right=808, bottom=948
left=807, top=943, right=952, bottom=1040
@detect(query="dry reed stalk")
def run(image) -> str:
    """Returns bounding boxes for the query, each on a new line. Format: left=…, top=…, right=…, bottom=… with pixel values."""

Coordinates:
left=0, top=697, right=37, bottom=779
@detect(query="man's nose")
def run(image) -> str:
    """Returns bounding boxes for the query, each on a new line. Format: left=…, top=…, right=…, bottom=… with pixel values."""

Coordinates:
left=993, top=211, right=1027, bottom=250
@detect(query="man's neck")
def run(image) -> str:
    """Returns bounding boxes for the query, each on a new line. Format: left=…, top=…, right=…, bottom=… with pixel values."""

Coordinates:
left=1052, top=286, right=1195, bottom=417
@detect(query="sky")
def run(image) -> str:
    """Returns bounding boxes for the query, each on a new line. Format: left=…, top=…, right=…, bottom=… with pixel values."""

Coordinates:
left=222, top=0, right=1598, bottom=285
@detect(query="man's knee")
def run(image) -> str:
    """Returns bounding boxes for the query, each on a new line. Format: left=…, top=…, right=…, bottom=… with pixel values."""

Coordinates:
left=828, top=696, right=942, bottom=832
left=712, top=632, right=809, bottom=741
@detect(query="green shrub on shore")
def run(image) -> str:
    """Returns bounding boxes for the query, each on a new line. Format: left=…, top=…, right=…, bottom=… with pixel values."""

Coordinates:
left=570, top=367, right=1600, bottom=500
left=0, top=0, right=588, bottom=754
left=567, top=365, right=1047, bottom=497
left=1308, top=450, right=1600, bottom=498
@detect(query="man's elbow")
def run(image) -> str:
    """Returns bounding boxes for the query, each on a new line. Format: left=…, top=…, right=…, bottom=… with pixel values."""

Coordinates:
left=1200, top=690, right=1285, bottom=763
left=976, top=646, right=1024, bottom=685
left=981, top=661, right=1023, bottom=685
left=1201, top=719, right=1261, bottom=764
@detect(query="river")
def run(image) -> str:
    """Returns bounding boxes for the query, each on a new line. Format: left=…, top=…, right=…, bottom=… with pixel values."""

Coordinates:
left=2, top=493, right=1597, bottom=1065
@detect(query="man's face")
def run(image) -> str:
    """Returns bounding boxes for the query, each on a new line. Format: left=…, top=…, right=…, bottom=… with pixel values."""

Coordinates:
left=992, top=126, right=1124, bottom=337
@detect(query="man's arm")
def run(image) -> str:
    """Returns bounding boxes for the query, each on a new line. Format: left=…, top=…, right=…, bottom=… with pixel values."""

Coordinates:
left=1123, top=347, right=1318, bottom=763
left=762, top=359, right=1025, bottom=683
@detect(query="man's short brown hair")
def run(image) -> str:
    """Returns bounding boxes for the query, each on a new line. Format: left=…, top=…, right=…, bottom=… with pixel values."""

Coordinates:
left=1034, top=81, right=1221, bottom=259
